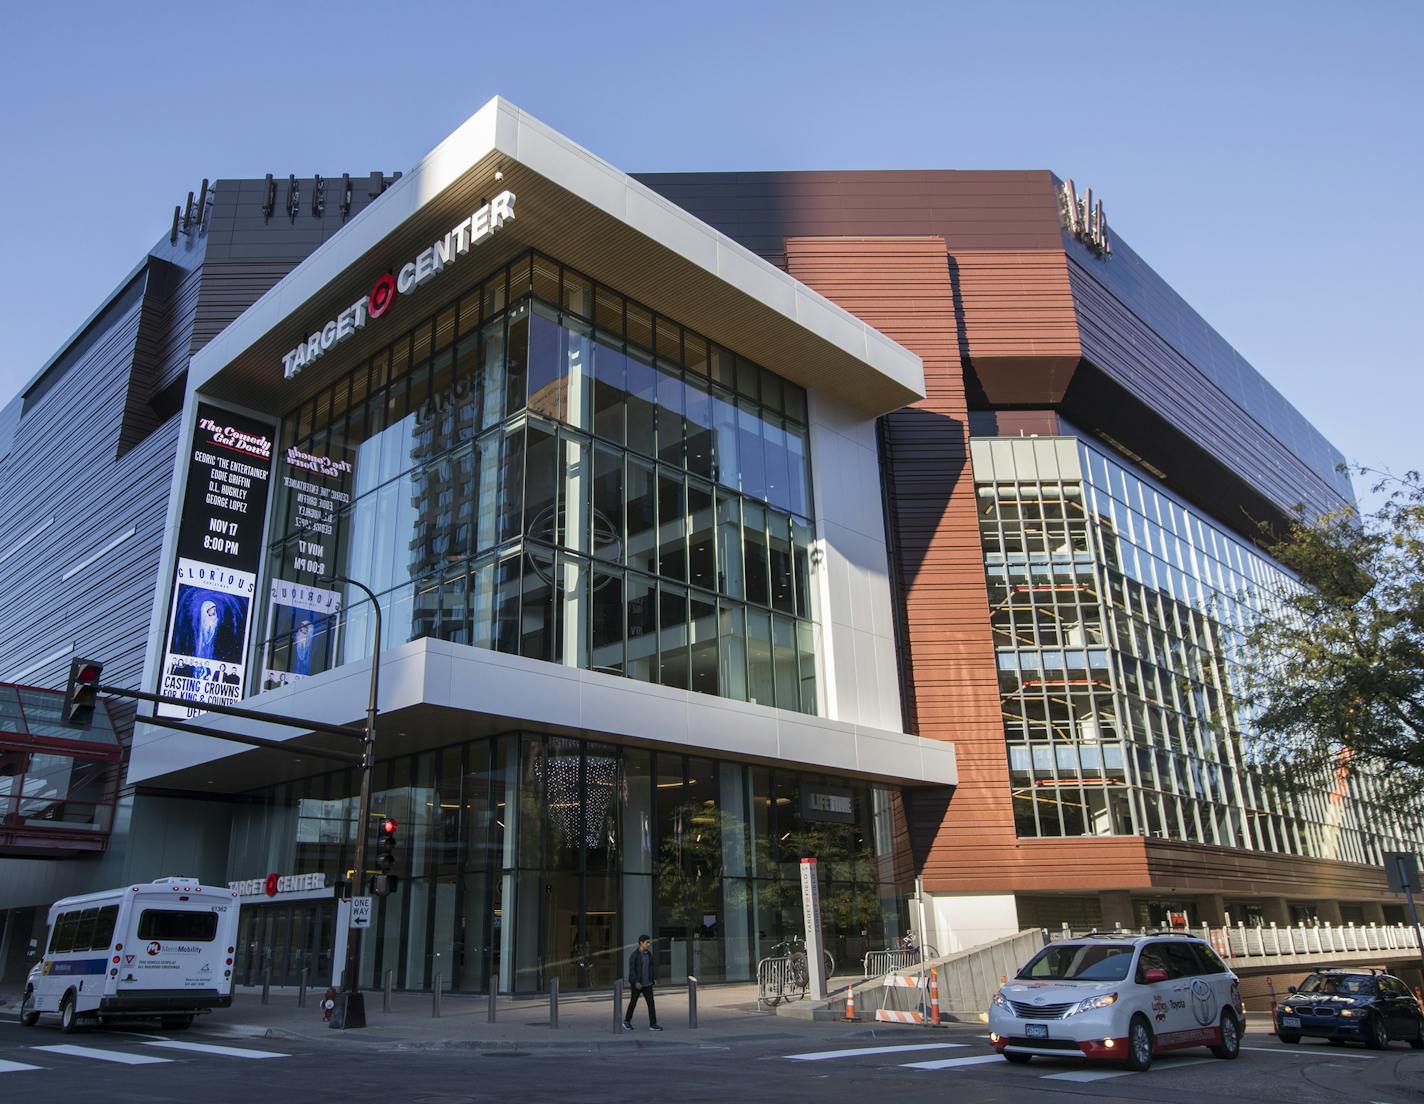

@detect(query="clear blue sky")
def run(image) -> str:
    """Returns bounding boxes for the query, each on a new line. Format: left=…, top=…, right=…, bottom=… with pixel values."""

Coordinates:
left=2, top=0, right=1418, bottom=491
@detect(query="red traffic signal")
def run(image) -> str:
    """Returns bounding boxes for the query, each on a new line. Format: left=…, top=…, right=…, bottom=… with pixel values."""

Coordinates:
left=381, top=818, right=398, bottom=835
left=62, top=658, right=104, bottom=727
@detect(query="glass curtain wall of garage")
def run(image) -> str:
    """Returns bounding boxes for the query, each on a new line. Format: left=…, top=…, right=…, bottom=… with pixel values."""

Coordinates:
left=972, top=434, right=1424, bottom=866
left=258, top=252, right=818, bottom=714
left=224, top=733, right=909, bottom=993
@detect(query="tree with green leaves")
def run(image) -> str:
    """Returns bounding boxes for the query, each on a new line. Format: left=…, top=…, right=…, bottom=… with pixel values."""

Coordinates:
left=1239, top=470, right=1424, bottom=815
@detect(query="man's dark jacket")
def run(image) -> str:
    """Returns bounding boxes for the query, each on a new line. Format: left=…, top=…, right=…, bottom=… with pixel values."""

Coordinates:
left=628, top=948, right=655, bottom=989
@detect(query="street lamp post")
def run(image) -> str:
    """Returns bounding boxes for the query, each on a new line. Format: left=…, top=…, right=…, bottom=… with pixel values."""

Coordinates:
left=327, top=575, right=381, bottom=1030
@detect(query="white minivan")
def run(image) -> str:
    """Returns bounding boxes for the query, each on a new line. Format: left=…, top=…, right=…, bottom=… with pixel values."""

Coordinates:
left=20, top=877, right=240, bottom=1033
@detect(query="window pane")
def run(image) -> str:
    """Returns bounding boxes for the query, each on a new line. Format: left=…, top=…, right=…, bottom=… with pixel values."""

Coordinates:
left=592, top=446, right=624, bottom=563
left=492, top=555, right=521, bottom=654
left=690, top=593, right=718, bottom=697
left=763, top=416, right=791, bottom=512
left=747, top=610, right=773, bottom=707
left=685, top=375, right=714, bottom=479
left=626, top=574, right=657, bottom=682
left=591, top=566, right=624, bottom=676
left=627, top=348, right=657, bottom=458
left=520, top=552, right=555, bottom=661
left=626, top=459, right=657, bottom=575
left=557, top=556, right=589, bottom=668
left=592, top=342, right=626, bottom=444
left=796, top=620, right=818, bottom=714
left=526, top=306, right=565, bottom=422
left=773, top=616, right=798, bottom=710
left=497, top=426, right=525, bottom=545
left=658, top=470, right=687, bottom=582
left=712, top=388, right=739, bottom=491
left=656, top=366, right=685, bottom=468
left=479, top=318, right=506, bottom=429
left=768, top=511, right=794, bottom=613
left=560, top=436, right=590, bottom=554
left=504, top=307, right=529, bottom=417
left=717, top=492, right=744, bottom=600
left=743, top=504, right=770, bottom=607
left=687, top=479, right=716, bottom=593
left=737, top=406, right=766, bottom=501
left=719, top=604, right=747, bottom=701
left=792, top=519, right=813, bottom=619
left=523, top=422, right=558, bottom=543
left=564, top=319, right=592, bottom=433
left=659, top=584, right=689, bottom=689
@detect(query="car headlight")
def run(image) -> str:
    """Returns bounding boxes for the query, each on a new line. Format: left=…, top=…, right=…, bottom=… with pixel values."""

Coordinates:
left=1339, top=1009, right=1358, bottom=1018
left=1067, top=992, right=1118, bottom=1016
left=992, top=990, right=1011, bottom=1011
left=1279, top=1004, right=1294, bottom=1015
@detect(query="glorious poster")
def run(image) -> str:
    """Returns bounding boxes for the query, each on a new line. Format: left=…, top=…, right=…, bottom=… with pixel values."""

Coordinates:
left=158, top=404, right=275, bottom=717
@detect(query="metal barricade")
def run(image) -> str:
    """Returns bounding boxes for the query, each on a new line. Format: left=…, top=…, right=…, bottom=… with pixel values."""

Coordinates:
left=758, top=955, right=803, bottom=1007
left=863, top=948, right=924, bottom=977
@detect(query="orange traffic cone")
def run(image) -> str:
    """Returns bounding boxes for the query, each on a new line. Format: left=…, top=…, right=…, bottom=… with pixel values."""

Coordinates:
left=930, top=967, right=941, bottom=1026
left=845, top=984, right=858, bottom=1022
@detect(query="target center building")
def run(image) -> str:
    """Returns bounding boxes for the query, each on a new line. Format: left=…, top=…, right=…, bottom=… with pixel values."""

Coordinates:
left=119, top=98, right=949, bottom=992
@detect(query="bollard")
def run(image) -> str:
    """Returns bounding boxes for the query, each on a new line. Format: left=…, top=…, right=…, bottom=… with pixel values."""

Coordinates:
left=297, top=967, right=308, bottom=1009
left=433, top=973, right=443, bottom=1018
left=688, top=975, right=698, bottom=1029
left=321, top=986, right=337, bottom=1022
left=383, top=970, right=393, bottom=1013
left=549, top=975, right=559, bottom=1028
left=261, top=965, right=272, bottom=1005
left=614, top=979, right=624, bottom=1034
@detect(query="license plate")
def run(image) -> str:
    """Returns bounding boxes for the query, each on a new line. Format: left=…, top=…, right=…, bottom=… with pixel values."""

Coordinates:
left=1281, top=1016, right=1300, bottom=1028
left=1026, top=1023, right=1049, bottom=1039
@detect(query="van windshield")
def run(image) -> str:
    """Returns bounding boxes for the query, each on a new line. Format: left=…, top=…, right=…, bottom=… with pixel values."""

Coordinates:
left=136, top=910, right=218, bottom=941
left=1017, top=943, right=1134, bottom=982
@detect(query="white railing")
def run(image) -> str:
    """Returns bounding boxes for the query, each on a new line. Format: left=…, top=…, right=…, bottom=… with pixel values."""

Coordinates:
left=1057, top=921, right=1420, bottom=965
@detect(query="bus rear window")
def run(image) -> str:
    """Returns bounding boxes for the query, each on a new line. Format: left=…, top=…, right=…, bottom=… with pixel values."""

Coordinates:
left=136, top=910, right=218, bottom=941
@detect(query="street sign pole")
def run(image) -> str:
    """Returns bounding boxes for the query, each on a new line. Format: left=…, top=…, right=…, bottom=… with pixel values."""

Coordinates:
left=800, top=857, right=828, bottom=1001
left=1384, top=852, right=1424, bottom=982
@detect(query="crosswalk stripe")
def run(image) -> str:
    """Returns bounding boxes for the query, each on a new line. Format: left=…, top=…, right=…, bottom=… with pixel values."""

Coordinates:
left=785, top=1043, right=966, bottom=1061
left=1241, top=1046, right=1375, bottom=1059
left=1040, top=1068, right=1128, bottom=1082
left=31, top=1044, right=172, bottom=1065
left=141, top=1040, right=289, bottom=1060
left=1040, top=1057, right=1216, bottom=1082
left=0, top=1059, right=45, bottom=1073
left=900, top=1054, right=1005, bottom=1070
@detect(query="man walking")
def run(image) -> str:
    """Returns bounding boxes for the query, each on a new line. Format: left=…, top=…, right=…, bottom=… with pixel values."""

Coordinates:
left=623, top=935, right=663, bottom=1031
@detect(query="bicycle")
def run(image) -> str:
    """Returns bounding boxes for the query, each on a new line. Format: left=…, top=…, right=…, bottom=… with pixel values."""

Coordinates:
left=771, top=936, right=835, bottom=985
left=901, top=930, right=939, bottom=961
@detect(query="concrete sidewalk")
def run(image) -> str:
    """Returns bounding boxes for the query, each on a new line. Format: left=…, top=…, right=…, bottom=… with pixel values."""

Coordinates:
left=0, top=981, right=811, bottom=1051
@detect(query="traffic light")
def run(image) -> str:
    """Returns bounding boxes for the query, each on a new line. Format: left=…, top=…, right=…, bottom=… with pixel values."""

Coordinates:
left=377, top=817, right=398, bottom=872
left=62, top=658, right=104, bottom=727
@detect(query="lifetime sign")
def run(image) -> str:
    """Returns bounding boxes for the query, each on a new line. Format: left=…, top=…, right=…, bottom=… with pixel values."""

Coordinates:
left=282, top=190, right=517, bottom=380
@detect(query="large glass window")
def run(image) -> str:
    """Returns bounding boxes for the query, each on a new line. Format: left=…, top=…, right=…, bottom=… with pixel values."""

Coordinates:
left=973, top=433, right=1424, bottom=866
left=259, top=252, right=819, bottom=714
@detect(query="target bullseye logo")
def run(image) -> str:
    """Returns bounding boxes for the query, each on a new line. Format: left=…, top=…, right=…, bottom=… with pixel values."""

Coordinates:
left=367, top=273, right=397, bottom=320
left=265, top=872, right=280, bottom=897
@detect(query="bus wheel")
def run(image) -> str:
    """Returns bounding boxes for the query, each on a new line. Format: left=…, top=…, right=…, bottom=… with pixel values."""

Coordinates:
left=60, top=992, right=85, bottom=1034
left=19, top=986, right=39, bottom=1027
left=160, top=1015, right=194, bottom=1031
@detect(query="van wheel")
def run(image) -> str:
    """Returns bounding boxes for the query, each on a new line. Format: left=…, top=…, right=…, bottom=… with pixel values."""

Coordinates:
left=1124, top=1015, right=1153, bottom=1071
left=1211, top=1009, right=1241, bottom=1059
left=160, top=1015, right=194, bottom=1031
left=19, top=986, right=39, bottom=1027
left=59, top=992, right=85, bottom=1034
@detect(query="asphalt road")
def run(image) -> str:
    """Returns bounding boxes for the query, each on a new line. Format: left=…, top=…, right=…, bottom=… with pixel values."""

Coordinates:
left=1, top=1015, right=1421, bottom=1103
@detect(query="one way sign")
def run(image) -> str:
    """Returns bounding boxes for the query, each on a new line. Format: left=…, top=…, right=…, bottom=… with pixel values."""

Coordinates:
left=350, top=896, right=373, bottom=928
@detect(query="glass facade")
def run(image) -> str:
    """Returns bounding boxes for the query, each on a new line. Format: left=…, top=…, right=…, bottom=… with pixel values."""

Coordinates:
left=226, top=733, right=909, bottom=992
left=972, top=434, right=1424, bottom=865
left=259, top=252, right=819, bottom=713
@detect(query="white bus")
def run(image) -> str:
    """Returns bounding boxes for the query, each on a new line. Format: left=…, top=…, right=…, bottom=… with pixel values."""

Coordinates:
left=20, top=877, right=241, bottom=1032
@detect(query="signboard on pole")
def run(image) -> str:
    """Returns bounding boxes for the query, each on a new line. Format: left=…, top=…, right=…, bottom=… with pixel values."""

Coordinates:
left=350, top=896, right=373, bottom=929
left=800, top=857, right=828, bottom=1001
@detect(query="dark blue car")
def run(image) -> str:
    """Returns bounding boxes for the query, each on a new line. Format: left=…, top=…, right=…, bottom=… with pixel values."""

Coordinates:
left=1275, top=971, right=1424, bottom=1049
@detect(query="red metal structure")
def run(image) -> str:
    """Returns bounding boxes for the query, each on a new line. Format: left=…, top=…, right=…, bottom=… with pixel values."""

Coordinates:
left=0, top=681, right=123, bottom=857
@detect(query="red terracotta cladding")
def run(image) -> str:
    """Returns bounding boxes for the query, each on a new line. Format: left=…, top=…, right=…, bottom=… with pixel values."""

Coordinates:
left=785, top=237, right=1013, bottom=891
